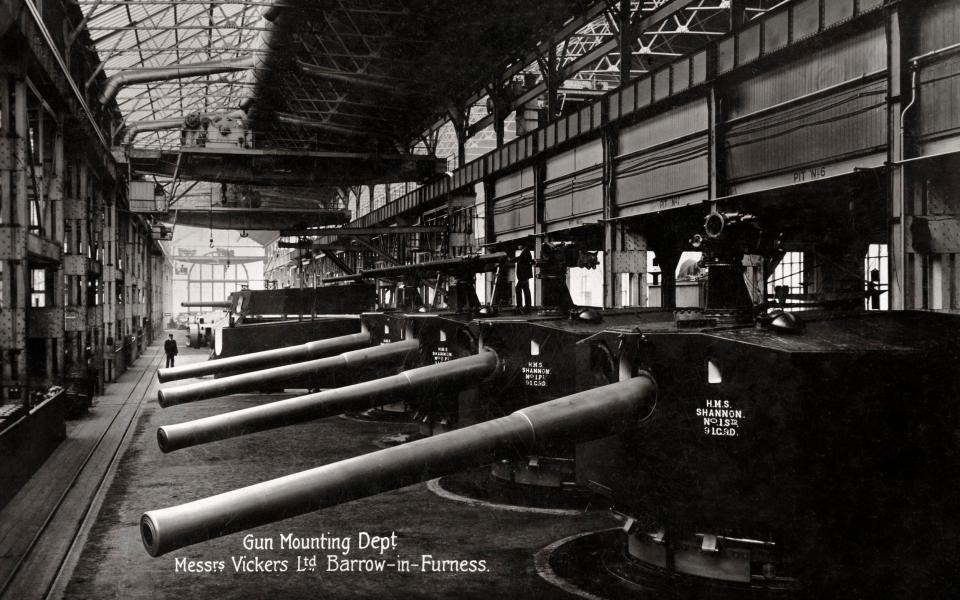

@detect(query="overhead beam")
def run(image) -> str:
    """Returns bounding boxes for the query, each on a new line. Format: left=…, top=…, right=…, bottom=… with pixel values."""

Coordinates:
left=335, top=226, right=446, bottom=235
left=171, top=256, right=264, bottom=265
left=168, top=207, right=350, bottom=230
left=279, top=226, right=446, bottom=236
left=278, top=241, right=359, bottom=252
left=277, top=240, right=313, bottom=249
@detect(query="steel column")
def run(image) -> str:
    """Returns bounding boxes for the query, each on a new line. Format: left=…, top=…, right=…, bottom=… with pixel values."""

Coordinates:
left=888, top=4, right=912, bottom=309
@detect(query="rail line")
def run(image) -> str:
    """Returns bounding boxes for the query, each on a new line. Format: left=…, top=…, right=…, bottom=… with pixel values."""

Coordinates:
left=0, top=346, right=164, bottom=600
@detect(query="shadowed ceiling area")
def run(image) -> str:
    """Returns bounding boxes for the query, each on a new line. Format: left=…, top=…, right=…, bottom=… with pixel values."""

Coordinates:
left=246, top=0, right=596, bottom=153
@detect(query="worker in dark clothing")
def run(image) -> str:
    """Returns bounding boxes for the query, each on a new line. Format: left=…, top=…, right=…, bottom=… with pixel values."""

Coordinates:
left=515, top=241, right=534, bottom=312
left=164, top=334, right=178, bottom=368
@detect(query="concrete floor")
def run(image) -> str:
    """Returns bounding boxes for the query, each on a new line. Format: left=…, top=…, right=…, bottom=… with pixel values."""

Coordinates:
left=52, top=336, right=616, bottom=599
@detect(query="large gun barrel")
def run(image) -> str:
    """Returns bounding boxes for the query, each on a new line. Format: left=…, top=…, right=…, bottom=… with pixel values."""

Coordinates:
left=157, top=338, right=420, bottom=407
left=181, top=301, right=232, bottom=309
left=325, top=252, right=508, bottom=283
left=142, top=374, right=656, bottom=556
left=157, top=331, right=372, bottom=383
left=157, top=350, right=499, bottom=452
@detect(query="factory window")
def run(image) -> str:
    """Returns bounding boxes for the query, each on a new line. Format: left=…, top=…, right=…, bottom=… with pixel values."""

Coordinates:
left=29, top=196, right=41, bottom=232
left=864, top=244, right=888, bottom=311
left=569, top=252, right=602, bottom=307
left=767, top=252, right=805, bottom=310
left=30, top=268, right=50, bottom=307
left=187, top=263, right=249, bottom=304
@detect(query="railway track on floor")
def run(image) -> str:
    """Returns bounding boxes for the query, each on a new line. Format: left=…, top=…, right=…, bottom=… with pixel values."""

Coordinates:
left=0, top=347, right=164, bottom=600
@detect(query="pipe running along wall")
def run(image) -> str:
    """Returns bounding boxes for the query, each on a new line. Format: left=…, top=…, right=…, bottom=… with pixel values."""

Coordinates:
left=156, top=330, right=372, bottom=384
left=156, top=349, right=499, bottom=452
left=157, top=338, right=420, bottom=407
left=141, top=374, right=657, bottom=556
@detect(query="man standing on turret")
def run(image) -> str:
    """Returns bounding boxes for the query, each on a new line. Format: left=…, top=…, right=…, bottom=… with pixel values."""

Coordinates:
left=164, top=334, right=179, bottom=368
left=515, top=240, right=534, bottom=313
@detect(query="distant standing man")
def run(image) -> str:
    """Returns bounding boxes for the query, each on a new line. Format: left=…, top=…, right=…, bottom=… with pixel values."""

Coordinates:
left=515, top=241, right=534, bottom=312
left=164, top=334, right=178, bottom=368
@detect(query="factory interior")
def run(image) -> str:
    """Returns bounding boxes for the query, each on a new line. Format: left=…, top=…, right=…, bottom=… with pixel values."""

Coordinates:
left=2, top=0, right=960, bottom=598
